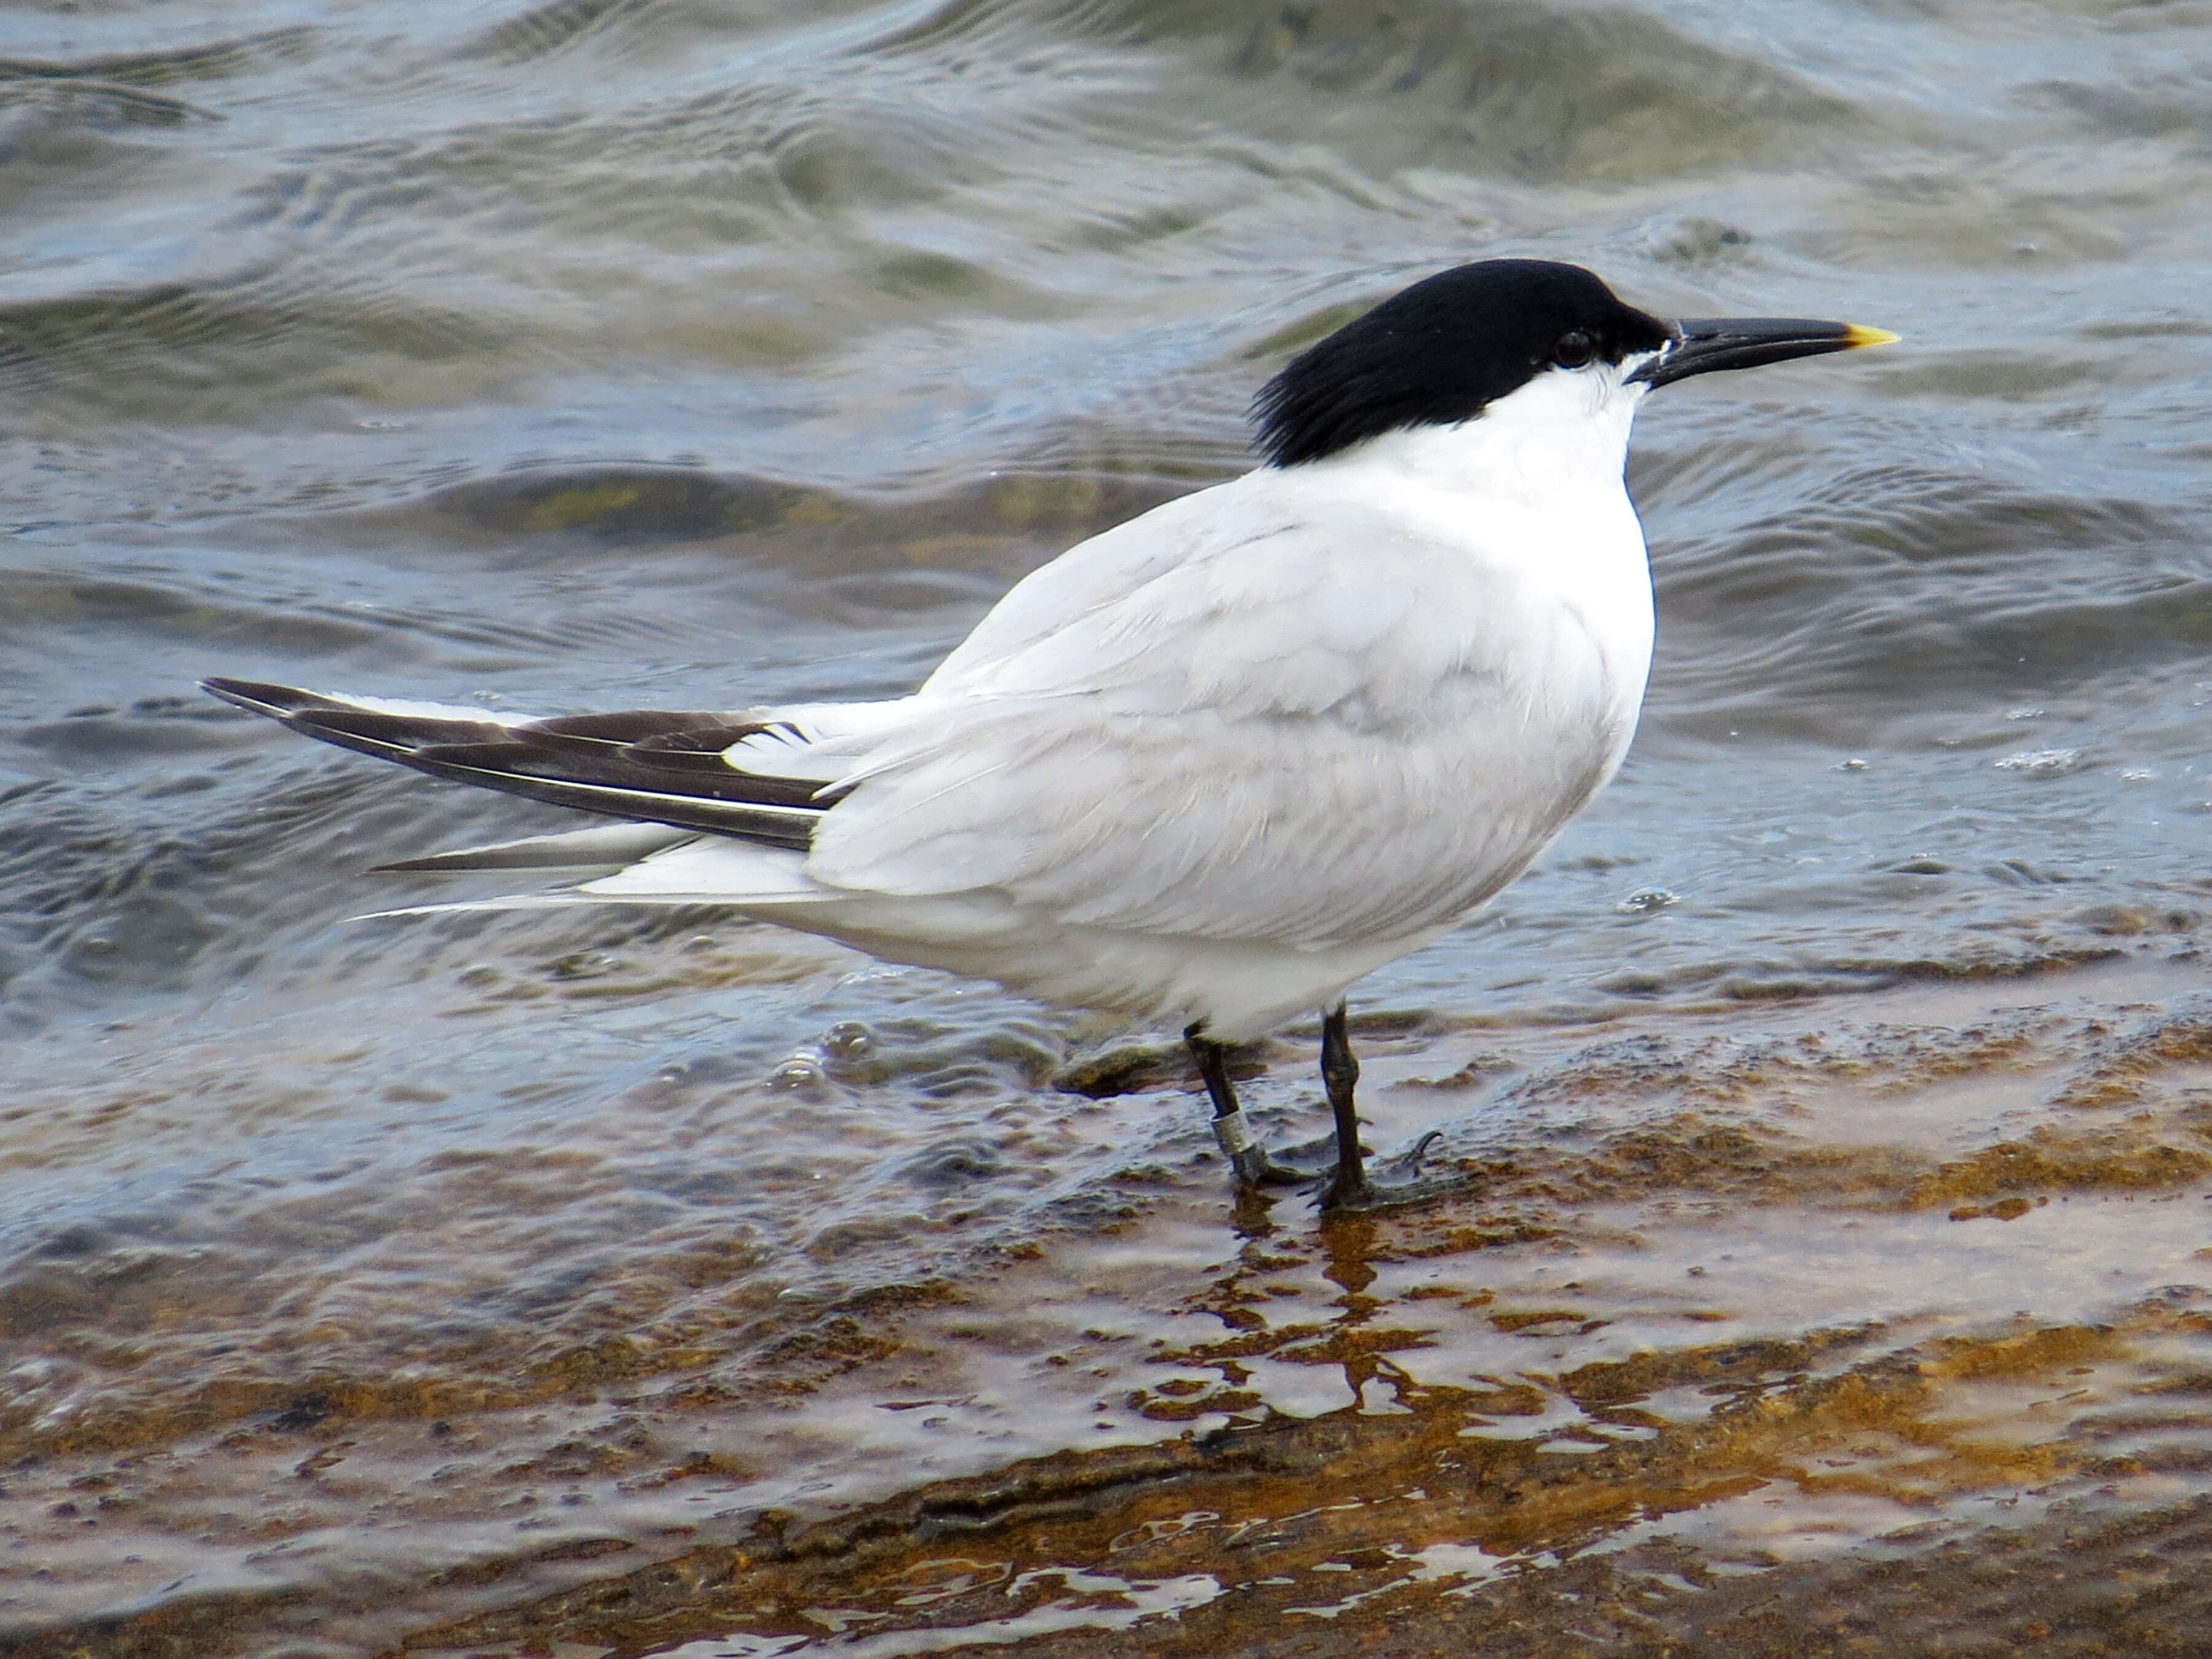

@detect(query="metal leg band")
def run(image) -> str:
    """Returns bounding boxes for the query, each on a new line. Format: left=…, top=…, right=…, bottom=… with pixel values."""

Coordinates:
left=1212, top=1109, right=1258, bottom=1158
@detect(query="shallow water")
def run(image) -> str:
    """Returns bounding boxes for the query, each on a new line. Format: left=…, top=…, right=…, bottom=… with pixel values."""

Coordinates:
left=5, top=1, right=2212, bottom=1653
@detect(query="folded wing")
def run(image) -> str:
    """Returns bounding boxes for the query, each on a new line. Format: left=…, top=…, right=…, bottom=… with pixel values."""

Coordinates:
left=200, top=677, right=838, bottom=850
left=807, top=501, right=1636, bottom=950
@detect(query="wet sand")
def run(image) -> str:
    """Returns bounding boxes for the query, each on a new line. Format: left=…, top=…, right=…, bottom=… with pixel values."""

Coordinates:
left=13, top=954, right=2212, bottom=1655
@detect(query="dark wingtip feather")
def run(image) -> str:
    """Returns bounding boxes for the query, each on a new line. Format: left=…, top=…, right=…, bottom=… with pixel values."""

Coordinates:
left=201, top=677, right=325, bottom=717
left=197, top=678, right=829, bottom=850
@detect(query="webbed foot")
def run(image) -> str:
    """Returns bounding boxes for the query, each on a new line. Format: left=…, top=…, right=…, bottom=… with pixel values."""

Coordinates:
left=1244, top=1128, right=1363, bottom=1186
left=1317, top=1131, right=1467, bottom=1212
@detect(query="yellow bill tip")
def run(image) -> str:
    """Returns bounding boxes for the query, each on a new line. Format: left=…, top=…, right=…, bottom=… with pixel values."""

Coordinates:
left=1843, top=323, right=1901, bottom=350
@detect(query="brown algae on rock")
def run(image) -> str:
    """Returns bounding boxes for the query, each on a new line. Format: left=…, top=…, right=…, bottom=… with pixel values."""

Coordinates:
left=10, top=961, right=2212, bottom=1654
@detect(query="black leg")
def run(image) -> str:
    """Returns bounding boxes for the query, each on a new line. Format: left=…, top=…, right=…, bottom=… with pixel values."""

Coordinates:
left=1314, top=1004, right=1459, bottom=1213
left=1192, top=1013, right=1460, bottom=1210
left=1318, top=1002, right=1371, bottom=1209
left=1187, top=1022, right=1264, bottom=1186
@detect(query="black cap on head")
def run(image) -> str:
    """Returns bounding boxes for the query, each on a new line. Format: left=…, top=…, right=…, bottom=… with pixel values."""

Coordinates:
left=1252, top=260, right=1672, bottom=468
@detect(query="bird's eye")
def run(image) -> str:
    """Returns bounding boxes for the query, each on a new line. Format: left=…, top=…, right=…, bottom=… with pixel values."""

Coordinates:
left=1553, top=331, right=1597, bottom=369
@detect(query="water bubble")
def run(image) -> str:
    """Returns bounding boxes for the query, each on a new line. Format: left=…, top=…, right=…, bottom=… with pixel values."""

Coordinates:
left=772, top=1053, right=827, bottom=1089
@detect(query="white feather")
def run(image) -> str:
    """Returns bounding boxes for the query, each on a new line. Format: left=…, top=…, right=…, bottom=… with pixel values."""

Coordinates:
left=386, top=363, right=1657, bottom=1038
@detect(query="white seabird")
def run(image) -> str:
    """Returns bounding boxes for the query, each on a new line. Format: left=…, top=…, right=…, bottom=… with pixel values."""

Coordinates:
left=204, top=259, right=1894, bottom=1209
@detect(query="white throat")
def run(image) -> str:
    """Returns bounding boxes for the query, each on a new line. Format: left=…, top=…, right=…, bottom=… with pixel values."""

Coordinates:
left=1319, top=362, right=1650, bottom=509
left=1276, top=358, right=1659, bottom=747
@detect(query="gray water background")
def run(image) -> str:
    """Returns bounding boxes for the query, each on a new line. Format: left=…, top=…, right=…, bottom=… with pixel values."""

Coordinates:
left=4, top=0, right=2212, bottom=1649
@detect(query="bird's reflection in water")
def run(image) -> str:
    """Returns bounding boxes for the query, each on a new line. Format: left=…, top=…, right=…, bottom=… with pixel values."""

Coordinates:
left=1222, top=1183, right=1420, bottom=1418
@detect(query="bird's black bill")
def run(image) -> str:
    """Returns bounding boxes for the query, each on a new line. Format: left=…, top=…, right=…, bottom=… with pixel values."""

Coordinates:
left=1629, top=317, right=1897, bottom=388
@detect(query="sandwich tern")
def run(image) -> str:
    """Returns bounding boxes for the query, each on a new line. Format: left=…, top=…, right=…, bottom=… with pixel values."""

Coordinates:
left=204, top=259, right=1894, bottom=1211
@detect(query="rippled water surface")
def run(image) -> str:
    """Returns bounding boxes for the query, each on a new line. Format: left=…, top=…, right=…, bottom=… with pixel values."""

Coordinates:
left=6, top=1, right=2212, bottom=1653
